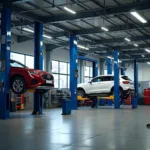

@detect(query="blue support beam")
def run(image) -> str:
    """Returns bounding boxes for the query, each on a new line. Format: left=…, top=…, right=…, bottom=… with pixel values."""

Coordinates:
left=41, top=1, right=150, bottom=23
left=0, top=8, right=11, bottom=119
left=121, top=63, right=125, bottom=75
left=32, top=22, right=43, bottom=115
left=132, top=60, right=138, bottom=108
left=114, top=50, right=120, bottom=109
left=70, top=35, right=78, bottom=110
left=106, top=52, right=112, bottom=74
left=93, top=62, right=98, bottom=78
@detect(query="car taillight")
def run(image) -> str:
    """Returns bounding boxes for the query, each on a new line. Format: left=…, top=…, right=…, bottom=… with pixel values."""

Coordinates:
left=122, top=81, right=130, bottom=84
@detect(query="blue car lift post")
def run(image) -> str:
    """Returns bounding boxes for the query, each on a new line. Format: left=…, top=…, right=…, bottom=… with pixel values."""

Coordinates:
left=0, top=8, right=11, bottom=119
left=114, top=50, right=120, bottom=109
left=70, top=34, right=98, bottom=110
left=106, top=52, right=112, bottom=74
left=32, top=22, right=43, bottom=115
left=120, top=63, right=125, bottom=76
left=70, top=35, right=78, bottom=110
left=132, top=59, right=138, bottom=108
left=0, top=7, right=11, bottom=119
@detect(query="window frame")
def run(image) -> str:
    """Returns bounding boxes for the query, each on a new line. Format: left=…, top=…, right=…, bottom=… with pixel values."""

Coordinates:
left=10, top=51, right=35, bottom=68
left=84, top=65, right=93, bottom=83
left=52, top=59, right=70, bottom=89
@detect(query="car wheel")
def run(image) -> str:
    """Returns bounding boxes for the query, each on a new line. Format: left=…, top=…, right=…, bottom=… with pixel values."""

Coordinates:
left=11, top=76, right=26, bottom=94
left=111, top=88, right=124, bottom=98
left=77, top=89, right=85, bottom=98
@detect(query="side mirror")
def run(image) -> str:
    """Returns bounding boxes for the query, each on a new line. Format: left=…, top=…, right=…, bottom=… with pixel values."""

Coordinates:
left=88, top=81, right=92, bottom=84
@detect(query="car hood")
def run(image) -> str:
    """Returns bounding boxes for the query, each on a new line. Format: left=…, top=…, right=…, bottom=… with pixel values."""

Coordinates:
left=27, top=68, right=50, bottom=75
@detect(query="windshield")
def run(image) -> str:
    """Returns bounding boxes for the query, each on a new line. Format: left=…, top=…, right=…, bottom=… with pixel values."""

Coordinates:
left=122, top=76, right=131, bottom=81
left=10, top=60, right=28, bottom=68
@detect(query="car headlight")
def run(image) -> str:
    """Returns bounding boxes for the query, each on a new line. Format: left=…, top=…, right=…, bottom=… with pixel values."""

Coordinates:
left=28, top=71, right=38, bottom=76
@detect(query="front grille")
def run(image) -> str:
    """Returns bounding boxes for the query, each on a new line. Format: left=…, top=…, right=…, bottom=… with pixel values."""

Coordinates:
left=41, top=74, right=54, bottom=80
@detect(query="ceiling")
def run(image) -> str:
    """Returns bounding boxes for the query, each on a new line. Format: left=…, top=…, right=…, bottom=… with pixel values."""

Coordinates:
left=1, top=0, right=150, bottom=62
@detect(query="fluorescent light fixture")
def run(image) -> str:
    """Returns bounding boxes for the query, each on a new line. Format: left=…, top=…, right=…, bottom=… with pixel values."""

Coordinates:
left=147, top=62, right=150, bottom=65
left=74, top=40, right=78, bottom=45
left=77, top=44, right=89, bottom=50
left=107, top=56, right=114, bottom=60
left=124, top=38, right=131, bottom=42
left=101, top=27, right=109, bottom=32
left=43, top=34, right=52, bottom=39
left=134, top=44, right=138, bottom=47
left=142, top=55, right=145, bottom=57
left=23, top=28, right=52, bottom=39
left=145, top=49, right=150, bottom=53
left=23, top=27, right=34, bottom=33
left=64, top=7, right=76, bottom=14
left=130, top=11, right=147, bottom=23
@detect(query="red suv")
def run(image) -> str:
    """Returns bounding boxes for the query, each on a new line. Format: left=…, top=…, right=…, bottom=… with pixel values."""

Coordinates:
left=10, top=59, right=54, bottom=94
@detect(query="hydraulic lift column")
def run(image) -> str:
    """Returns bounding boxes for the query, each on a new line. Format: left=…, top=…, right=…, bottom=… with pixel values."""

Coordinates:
left=114, top=50, right=120, bottom=109
left=93, top=61, right=98, bottom=77
left=106, top=52, right=112, bottom=74
left=121, top=63, right=125, bottom=75
left=132, top=60, right=138, bottom=108
left=32, top=22, right=43, bottom=115
left=70, top=35, right=78, bottom=110
left=0, top=8, right=11, bottom=119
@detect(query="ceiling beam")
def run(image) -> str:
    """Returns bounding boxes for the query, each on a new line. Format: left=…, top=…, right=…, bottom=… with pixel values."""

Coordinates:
left=90, top=43, right=150, bottom=52
left=0, top=0, right=31, bottom=5
left=123, top=58, right=150, bottom=63
left=117, top=44, right=150, bottom=50
left=10, top=4, right=150, bottom=41
left=12, top=1, right=150, bottom=24
left=74, top=21, right=150, bottom=35
left=41, top=1, right=150, bottom=23
left=94, top=35, right=150, bottom=44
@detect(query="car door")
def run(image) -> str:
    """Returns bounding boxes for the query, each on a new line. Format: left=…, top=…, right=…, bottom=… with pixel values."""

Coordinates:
left=88, top=76, right=103, bottom=94
left=101, top=76, right=114, bottom=93
left=92, top=76, right=114, bottom=94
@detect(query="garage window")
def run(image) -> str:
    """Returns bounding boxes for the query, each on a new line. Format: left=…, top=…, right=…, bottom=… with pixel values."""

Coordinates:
left=52, top=60, right=70, bottom=89
left=60, top=62, right=67, bottom=74
left=11, top=52, right=25, bottom=65
left=84, top=66, right=93, bottom=82
left=53, top=74, right=59, bottom=88
left=25, top=55, right=34, bottom=68
left=60, top=75, right=67, bottom=88
left=11, top=52, right=45, bottom=70
left=52, top=60, right=59, bottom=73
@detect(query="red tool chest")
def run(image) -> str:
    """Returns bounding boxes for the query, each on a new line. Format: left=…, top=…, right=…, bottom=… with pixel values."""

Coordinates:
left=144, top=89, right=150, bottom=104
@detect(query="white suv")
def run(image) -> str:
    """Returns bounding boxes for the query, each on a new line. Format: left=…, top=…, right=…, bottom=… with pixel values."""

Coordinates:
left=77, top=75, right=134, bottom=98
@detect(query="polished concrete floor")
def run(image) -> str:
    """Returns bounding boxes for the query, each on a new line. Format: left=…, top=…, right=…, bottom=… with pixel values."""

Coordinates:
left=1, top=106, right=150, bottom=150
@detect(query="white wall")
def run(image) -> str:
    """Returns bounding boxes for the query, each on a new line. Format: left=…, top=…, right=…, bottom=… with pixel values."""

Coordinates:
left=125, top=62, right=150, bottom=81
left=11, top=34, right=46, bottom=70
left=52, top=48, right=69, bottom=62
left=51, top=48, right=100, bottom=75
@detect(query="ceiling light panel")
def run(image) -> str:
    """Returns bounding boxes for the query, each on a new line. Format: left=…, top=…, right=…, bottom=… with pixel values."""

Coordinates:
left=130, top=11, right=147, bottom=23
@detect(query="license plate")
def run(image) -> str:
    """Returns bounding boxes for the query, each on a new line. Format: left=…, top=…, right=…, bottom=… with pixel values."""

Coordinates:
left=46, top=80, right=52, bottom=84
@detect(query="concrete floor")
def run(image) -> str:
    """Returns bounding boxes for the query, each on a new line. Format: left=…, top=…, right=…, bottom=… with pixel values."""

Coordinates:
left=1, top=106, right=150, bottom=150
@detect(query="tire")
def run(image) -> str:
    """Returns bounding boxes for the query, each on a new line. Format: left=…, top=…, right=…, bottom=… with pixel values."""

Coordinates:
left=11, top=76, right=26, bottom=94
left=77, top=89, right=86, bottom=98
left=111, top=87, right=124, bottom=98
